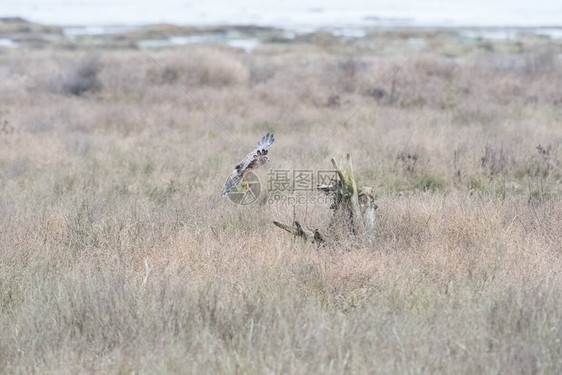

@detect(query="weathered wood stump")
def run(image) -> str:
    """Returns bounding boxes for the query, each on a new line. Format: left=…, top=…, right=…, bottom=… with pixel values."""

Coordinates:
left=273, top=154, right=376, bottom=244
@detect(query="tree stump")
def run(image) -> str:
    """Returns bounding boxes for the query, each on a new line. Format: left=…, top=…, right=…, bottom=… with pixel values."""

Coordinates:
left=273, top=154, right=376, bottom=244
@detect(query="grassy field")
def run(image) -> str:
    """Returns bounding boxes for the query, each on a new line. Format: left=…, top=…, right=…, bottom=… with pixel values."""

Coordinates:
left=1, top=26, right=562, bottom=373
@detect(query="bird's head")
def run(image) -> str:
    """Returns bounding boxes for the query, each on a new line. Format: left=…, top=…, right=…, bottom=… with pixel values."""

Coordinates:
left=257, top=154, right=270, bottom=165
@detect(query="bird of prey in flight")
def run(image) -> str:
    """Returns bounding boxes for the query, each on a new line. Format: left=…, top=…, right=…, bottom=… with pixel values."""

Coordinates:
left=221, top=133, right=275, bottom=197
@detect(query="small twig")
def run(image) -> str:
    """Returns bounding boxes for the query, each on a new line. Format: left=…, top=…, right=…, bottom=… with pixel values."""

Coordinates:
left=143, top=257, right=150, bottom=286
left=210, top=226, right=224, bottom=245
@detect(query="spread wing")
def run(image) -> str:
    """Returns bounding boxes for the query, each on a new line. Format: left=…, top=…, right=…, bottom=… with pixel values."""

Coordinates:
left=221, top=133, right=274, bottom=196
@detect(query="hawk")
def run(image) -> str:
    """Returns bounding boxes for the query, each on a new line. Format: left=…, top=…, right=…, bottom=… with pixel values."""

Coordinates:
left=221, top=133, right=275, bottom=196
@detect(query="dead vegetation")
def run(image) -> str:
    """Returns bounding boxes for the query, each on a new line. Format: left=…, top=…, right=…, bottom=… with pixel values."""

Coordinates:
left=0, top=31, right=561, bottom=374
left=58, top=53, right=104, bottom=96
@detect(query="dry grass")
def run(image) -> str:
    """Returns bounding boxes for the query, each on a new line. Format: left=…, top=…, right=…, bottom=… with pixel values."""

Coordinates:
left=0, top=32, right=561, bottom=374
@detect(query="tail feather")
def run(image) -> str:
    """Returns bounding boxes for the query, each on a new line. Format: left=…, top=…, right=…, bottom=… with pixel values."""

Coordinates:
left=221, top=172, right=242, bottom=197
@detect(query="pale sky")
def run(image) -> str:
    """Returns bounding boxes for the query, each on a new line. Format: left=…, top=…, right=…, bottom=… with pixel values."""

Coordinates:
left=2, top=0, right=561, bottom=27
